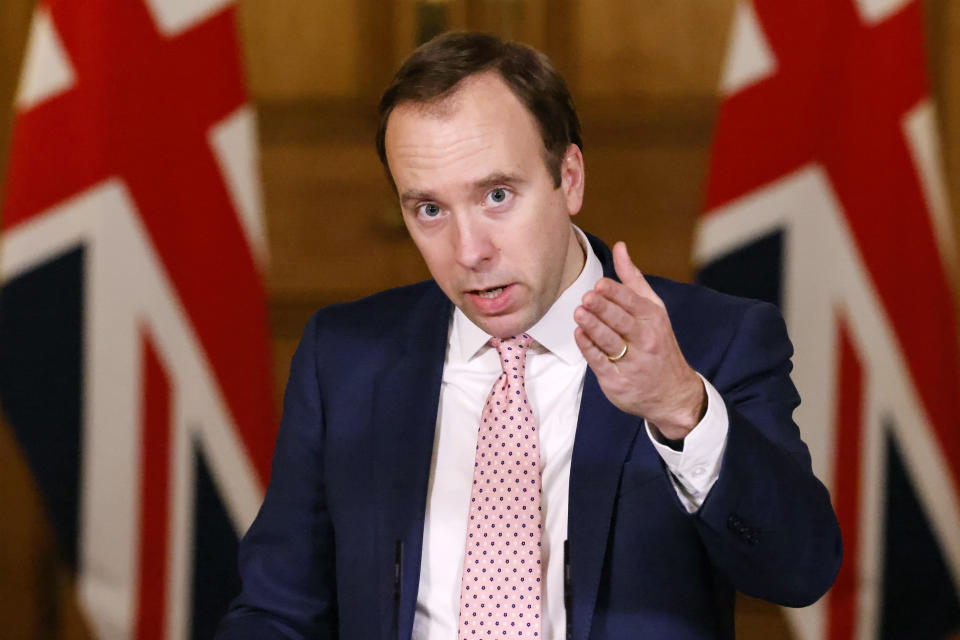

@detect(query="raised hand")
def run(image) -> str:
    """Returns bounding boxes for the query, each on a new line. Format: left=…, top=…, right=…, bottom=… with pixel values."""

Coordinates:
left=573, top=242, right=706, bottom=441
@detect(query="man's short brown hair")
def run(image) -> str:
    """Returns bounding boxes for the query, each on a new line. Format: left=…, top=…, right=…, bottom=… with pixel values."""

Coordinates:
left=376, top=31, right=583, bottom=188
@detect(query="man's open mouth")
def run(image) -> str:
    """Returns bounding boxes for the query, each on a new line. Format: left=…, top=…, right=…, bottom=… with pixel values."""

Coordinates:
left=474, top=286, right=505, bottom=299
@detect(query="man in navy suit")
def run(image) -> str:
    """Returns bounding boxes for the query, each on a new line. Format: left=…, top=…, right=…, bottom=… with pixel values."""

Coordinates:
left=217, top=32, right=841, bottom=639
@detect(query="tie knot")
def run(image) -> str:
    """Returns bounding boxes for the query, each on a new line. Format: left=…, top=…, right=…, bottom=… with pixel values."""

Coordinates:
left=492, top=333, right=532, bottom=375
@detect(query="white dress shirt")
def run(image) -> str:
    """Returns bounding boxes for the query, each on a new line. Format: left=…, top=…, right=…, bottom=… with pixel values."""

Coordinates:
left=412, top=228, right=729, bottom=639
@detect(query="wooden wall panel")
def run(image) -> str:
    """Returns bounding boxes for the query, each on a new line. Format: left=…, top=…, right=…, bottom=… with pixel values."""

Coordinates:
left=261, top=141, right=428, bottom=300
left=390, top=0, right=466, bottom=66
left=933, top=0, right=960, bottom=272
left=579, top=144, right=708, bottom=281
left=384, top=0, right=569, bottom=77
left=572, top=0, right=735, bottom=97
left=466, top=0, right=546, bottom=46
left=0, top=1, right=53, bottom=636
left=236, top=0, right=361, bottom=100
left=0, top=416, right=92, bottom=638
left=0, top=416, right=48, bottom=637
left=0, top=0, right=33, bottom=204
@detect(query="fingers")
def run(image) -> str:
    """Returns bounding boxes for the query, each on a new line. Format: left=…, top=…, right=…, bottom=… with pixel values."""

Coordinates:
left=574, top=303, right=626, bottom=359
left=573, top=326, right=617, bottom=375
left=591, top=278, right=647, bottom=318
left=612, top=241, right=665, bottom=309
left=584, top=278, right=661, bottom=340
left=582, top=287, right=635, bottom=334
left=575, top=242, right=668, bottom=368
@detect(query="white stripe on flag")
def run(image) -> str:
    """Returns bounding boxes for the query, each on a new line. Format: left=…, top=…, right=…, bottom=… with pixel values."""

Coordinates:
left=15, top=7, right=77, bottom=111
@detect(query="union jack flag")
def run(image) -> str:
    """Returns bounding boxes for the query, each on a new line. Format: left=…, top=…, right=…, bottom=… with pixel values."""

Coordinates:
left=0, top=1, right=274, bottom=637
left=697, top=1, right=960, bottom=638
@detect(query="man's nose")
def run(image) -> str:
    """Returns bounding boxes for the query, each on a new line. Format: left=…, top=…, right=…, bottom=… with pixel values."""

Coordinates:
left=452, top=217, right=496, bottom=270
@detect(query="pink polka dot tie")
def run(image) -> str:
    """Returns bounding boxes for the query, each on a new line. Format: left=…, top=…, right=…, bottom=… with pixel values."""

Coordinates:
left=458, top=333, right=542, bottom=639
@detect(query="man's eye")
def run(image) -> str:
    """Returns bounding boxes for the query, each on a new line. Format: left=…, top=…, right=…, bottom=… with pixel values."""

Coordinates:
left=487, top=188, right=509, bottom=205
left=418, top=203, right=441, bottom=218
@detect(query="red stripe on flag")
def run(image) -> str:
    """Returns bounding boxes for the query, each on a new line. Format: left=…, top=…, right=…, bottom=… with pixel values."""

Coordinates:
left=703, top=0, right=960, bottom=495
left=136, top=334, right=172, bottom=640
left=827, top=319, right=865, bottom=640
left=2, top=0, right=276, bottom=483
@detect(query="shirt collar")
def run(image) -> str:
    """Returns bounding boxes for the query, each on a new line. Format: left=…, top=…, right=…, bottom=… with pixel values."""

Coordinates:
left=452, top=226, right=604, bottom=364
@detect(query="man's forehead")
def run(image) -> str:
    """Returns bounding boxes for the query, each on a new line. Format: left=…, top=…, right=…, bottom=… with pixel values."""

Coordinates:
left=383, top=71, right=553, bottom=194
left=387, top=79, right=526, bottom=154
left=397, top=88, right=463, bottom=121
left=389, top=71, right=518, bottom=124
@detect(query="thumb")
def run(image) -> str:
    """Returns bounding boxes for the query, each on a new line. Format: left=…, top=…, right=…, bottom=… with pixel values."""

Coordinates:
left=612, top=241, right=643, bottom=289
left=612, top=241, right=664, bottom=308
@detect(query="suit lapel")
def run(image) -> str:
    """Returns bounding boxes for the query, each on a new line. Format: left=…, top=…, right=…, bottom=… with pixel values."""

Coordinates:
left=567, top=233, right=663, bottom=640
left=567, top=369, right=649, bottom=640
left=371, top=286, right=451, bottom=640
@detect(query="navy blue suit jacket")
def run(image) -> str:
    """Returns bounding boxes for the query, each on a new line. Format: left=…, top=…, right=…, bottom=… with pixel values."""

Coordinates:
left=217, top=235, right=841, bottom=639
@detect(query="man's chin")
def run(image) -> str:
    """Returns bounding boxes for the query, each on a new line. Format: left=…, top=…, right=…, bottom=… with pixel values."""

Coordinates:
left=467, top=311, right=536, bottom=339
left=450, top=286, right=538, bottom=337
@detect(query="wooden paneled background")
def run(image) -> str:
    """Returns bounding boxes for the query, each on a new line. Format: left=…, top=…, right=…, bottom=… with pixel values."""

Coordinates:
left=2, top=1, right=960, bottom=637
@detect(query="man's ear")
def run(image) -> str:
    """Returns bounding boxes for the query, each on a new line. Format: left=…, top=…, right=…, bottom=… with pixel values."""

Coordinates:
left=559, top=143, right=585, bottom=217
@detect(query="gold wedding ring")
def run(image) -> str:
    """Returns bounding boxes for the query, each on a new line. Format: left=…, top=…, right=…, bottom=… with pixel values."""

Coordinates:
left=607, top=342, right=628, bottom=362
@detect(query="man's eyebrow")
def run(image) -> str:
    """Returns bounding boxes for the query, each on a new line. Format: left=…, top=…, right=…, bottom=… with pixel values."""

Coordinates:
left=473, top=172, right=526, bottom=190
left=399, top=173, right=525, bottom=205
left=399, top=190, right=435, bottom=205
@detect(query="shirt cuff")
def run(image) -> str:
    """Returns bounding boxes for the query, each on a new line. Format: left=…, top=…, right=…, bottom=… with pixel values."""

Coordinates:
left=645, top=373, right=728, bottom=513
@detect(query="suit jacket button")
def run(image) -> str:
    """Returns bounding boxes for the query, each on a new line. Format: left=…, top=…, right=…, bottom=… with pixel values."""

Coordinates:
left=727, top=514, right=742, bottom=532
